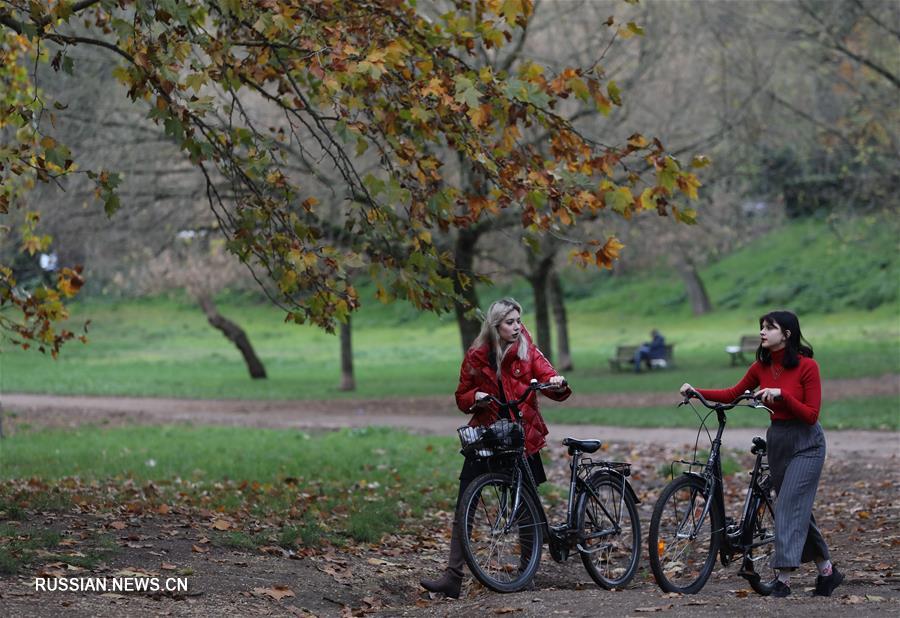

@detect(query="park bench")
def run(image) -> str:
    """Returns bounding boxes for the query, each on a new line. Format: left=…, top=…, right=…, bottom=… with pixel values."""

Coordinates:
left=609, top=344, right=675, bottom=371
left=726, top=335, right=759, bottom=365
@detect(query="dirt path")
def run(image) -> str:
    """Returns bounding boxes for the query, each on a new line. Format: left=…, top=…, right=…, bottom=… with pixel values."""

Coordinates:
left=2, top=380, right=899, bottom=616
left=4, top=373, right=899, bottom=456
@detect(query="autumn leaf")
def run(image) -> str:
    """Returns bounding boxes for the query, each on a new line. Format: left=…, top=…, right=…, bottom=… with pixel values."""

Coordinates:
left=596, top=236, right=624, bottom=269
left=252, top=586, right=295, bottom=601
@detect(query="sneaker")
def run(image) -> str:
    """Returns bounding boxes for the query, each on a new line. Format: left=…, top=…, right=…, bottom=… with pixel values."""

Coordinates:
left=771, top=579, right=791, bottom=598
left=813, top=566, right=844, bottom=597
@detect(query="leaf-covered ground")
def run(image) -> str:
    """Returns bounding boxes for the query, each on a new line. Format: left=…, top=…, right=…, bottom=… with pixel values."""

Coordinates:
left=1, top=430, right=898, bottom=617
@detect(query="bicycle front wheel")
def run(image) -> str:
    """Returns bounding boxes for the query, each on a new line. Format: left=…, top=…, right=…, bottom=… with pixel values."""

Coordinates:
left=744, top=494, right=777, bottom=596
left=576, top=474, right=641, bottom=589
left=459, top=472, right=543, bottom=593
left=648, top=475, right=721, bottom=594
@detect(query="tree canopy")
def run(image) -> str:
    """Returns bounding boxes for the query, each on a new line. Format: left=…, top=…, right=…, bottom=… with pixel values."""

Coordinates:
left=0, top=0, right=703, bottom=355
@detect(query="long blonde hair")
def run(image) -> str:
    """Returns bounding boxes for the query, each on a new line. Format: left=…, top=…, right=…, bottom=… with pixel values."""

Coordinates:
left=471, top=297, right=530, bottom=372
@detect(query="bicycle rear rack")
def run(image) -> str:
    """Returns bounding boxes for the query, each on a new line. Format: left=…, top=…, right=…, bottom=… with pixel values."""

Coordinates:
left=579, top=459, right=632, bottom=476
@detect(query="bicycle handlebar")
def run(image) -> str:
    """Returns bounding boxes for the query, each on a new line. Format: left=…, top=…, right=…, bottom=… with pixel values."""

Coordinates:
left=468, top=378, right=568, bottom=413
left=681, top=389, right=774, bottom=414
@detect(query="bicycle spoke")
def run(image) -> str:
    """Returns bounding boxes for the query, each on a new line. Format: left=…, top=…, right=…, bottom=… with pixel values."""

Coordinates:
left=578, top=477, right=640, bottom=588
left=649, top=476, right=718, bottom=593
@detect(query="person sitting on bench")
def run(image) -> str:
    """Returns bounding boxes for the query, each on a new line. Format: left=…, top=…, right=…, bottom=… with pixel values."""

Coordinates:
left=634, top=329, right=666, bottom=372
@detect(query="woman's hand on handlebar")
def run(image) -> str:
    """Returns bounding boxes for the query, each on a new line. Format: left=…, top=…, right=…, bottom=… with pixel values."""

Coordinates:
left=755, top=387, right=782, bottom=404
left=474, top=391, right=491, bottom=406
left=549, top=375, right=567, bottom=390
left=679, top=383, right=695, bottom=398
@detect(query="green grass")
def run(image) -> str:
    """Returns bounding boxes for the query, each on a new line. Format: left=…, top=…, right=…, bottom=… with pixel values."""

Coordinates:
left=0, top=524, right=62, bottom=575
left=1, top=218, right=897, bottom=403
left=2, top=298, right=896, bottom=401
left=545, top=395, right=900, bottom=431
left=0, top=425, right=461, bottom=545
left=562, top=216, right=899, bottom=317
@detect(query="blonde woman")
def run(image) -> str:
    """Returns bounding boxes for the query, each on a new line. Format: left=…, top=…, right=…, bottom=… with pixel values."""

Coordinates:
left=420, top=298, right=570, bottom=598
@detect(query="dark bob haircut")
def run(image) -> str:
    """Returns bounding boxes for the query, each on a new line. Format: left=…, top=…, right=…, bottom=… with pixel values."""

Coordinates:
left=756, top=310, right=814, bottom=369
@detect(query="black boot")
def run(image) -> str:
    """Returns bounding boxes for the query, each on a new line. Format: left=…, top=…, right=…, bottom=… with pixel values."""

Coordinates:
left=814, top=565, right=844, bottom=597
left=420, top=522, right=465, bottom=599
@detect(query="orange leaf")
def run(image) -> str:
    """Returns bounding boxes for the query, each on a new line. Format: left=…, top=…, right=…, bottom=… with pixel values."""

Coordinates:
left=253, top=586, right=295, bottom=601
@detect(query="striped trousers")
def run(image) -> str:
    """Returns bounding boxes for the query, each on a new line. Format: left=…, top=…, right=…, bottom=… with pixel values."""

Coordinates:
left=766, top=420, right=831, bottom=569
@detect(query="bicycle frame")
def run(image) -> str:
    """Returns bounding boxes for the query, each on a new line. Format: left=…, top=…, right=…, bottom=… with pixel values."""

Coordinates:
left=499, top=445, right=636, bottom=561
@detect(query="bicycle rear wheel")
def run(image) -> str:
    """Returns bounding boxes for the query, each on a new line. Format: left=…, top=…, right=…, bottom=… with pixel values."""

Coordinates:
left=576, top=474, right=641, bottom=589
left=459, top=472, right=543, bottom=593
left=743, top=494, right=777, bottom=596
left=648, top=475, right=721, bottom=594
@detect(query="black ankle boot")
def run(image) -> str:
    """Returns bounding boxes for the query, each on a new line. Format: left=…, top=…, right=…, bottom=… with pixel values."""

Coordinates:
left=814, top=566, right=844, bottom=597
left=771, top=579, right=791, bottom=597
left=420, top=570, right=462, bottom=599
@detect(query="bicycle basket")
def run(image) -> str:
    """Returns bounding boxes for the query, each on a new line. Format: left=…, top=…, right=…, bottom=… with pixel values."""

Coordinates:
left=457, top=425, right=492, bottom=458
left=457, top=419, right=525, bottom=458
left=484, top=419, right=525, bottom=451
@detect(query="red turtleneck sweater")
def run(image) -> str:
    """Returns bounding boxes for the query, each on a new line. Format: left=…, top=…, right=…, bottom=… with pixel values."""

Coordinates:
left=695, top=348, right=822, bottom=425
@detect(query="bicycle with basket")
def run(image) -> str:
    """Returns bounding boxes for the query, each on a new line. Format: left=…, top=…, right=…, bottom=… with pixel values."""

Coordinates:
left=456, top=379, right=641, bottom=593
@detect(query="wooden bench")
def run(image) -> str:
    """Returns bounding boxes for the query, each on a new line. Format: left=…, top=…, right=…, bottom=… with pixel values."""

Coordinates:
left=726, top=335, right=758, bottom=365
left=609, top=344, right=675, bottom=371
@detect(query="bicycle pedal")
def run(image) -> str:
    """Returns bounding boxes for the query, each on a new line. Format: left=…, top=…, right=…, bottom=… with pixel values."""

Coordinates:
left=738, top=560, right=760, bottom=582
left=738, top=569, right=761, bottom=583
left=548, top=539, right=569, bottom=563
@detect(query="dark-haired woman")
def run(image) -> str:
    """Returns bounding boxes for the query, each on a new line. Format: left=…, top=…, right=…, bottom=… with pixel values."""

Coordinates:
left=680, top=310, right=842, bottom=598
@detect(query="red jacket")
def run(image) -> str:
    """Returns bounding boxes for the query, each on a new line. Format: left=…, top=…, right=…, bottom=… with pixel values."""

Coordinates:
left=455, top=329, right=571, bottom=455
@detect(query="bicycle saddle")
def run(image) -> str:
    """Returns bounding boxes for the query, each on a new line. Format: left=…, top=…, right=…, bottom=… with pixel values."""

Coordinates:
left=751, top=436, right=767, bottom=455
left=562, top=438, right=601, bottom=454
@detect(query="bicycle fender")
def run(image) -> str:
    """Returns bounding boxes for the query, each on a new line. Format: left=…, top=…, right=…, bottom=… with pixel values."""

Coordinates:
left=587, top=470, right=640, bottom=505
left=680, top=471, right=707, bottom=484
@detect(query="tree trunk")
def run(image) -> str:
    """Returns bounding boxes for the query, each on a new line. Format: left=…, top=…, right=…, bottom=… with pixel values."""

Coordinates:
left=453, top=227, right=483, bottom=354
left=528, top=256, right=554, bottom=361
left=197, top=294, right=267, bottom=379
left=339, top=317, right=355, bottom=391
left=549, top=272, right=573, bottom=371
left=675, top=257, right=713, bottom=315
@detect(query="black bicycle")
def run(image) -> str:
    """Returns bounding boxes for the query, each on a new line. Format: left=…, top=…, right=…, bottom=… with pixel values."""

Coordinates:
left=648, top=389, right=777, bottom=595
left=456, top=379, right=641, bottom=593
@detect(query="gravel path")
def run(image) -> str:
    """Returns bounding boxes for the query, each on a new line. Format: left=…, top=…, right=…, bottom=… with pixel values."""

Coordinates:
left=4, top=374, right=898, bottom=456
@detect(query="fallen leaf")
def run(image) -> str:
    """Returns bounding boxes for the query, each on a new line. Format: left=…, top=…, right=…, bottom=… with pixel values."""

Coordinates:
left=157, top=504, right=171, bottom=515
left=161, top=563, right=177, bottom=571
left=211, top=519, right=231, bottom=531
left=866, top=595, right=885, bottom=602
left=634, top=606, right=672, bottom=613
left=110, top=521, right=127, bottom=530
left=494, top=608, right=522, bottom=615
left=191, top=544, right=209, bottom=553
left=252, top=586, right=295, bottom=601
